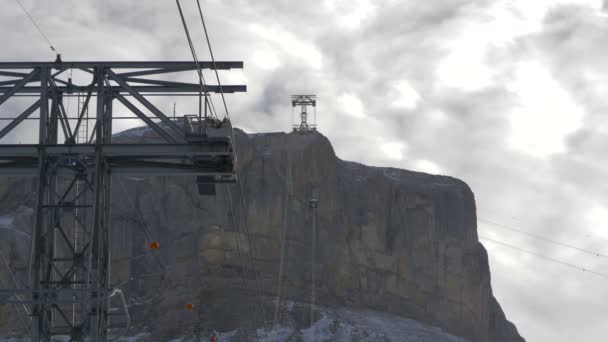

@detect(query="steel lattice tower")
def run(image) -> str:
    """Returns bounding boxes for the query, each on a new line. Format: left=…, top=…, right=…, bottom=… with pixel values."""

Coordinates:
left=291, top=95, right=316, bottom=133
left=0, top=60, right=245, bottom=341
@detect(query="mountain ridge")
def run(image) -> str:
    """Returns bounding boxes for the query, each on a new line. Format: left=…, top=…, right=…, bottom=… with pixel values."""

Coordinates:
left=0, top=126, right=524, bottom=342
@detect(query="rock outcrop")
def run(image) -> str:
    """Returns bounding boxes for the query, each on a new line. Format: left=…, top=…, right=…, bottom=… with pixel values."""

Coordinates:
left=0, top=127, right=524, bottom=342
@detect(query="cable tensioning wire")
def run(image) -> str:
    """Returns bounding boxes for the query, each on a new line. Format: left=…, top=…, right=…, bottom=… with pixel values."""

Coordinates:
left=310, top=192, right=317, bottom=334
left=196, top=0, right=229, bottom=120
left=233, top=180, right=272, bottom=342
left=191, top=2, right=270, bottom=338
left=176, top=1, right=203, bottom=81
left=479, top=217, right=608, bottom=258
left=175, top=0, right=219, bottom=122
left=272, top=159, right=291, bottom=335
left=176, top=0, right=205, bottom=113
left=479, top=235, right=608, bottom=279
left=14, top=0, right=59, bottom=54
left=176, top=6, right=266, bottom=340
left=193, top=0, right=239, bottom=177
left=177, top=3, right=268, bottom=339
left=225, top=186, right=262, bottom=342
left=480, top=211, right=608, bottom=243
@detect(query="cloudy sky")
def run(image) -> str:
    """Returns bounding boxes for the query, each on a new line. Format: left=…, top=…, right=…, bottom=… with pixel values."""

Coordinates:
left=2, top=0, right=608, bottom=341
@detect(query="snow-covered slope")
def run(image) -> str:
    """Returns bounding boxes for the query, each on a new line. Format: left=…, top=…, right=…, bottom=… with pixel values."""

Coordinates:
left=259, top=304, right=468, bottom=342
left=0, top=304, right=468, bottom=342
left=93, top=303, right=468, bottom=342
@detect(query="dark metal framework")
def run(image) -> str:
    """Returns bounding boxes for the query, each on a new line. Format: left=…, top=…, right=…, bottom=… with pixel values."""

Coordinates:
left=291, top=95, right=316, bottom=133
left=0, top=60, right=245, bottom=341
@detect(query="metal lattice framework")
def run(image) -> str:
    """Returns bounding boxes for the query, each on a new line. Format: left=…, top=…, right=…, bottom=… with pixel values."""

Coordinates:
left=291, top=95, right=316, bottom=133
left=0, top=60, right=245, bottom=341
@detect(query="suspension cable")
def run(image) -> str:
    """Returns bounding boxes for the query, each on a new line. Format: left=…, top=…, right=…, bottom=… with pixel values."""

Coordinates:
left=192, top=0, right=239, bottom=181
left=190, top=5, right=254, bottom=314
left=479, top=217, right=608, bottom=258
left=272, top=158, right=291, bottom=335
left=225, top=186, right=263, bottom=342
left=480, top=235, right=608, bottom=279
left=14, top=0, right=59, bottom=55
left=175, top=0, right=218, bottom=129
left=195, top=0, right=229, bottom=120
left=310, top=191, right=317, bottom=332
left=232, top=178, right=272, bottom=341
left=177, top=3, right=268, bottom=340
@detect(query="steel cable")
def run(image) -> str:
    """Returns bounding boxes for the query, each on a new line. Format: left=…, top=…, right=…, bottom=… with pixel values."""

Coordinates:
left=479, top=217, right=608, bottom=258
left=225, top=186, right=262, bottom=342
left=14, top=0, right=59, bottom=54
left=480, top=235, right=608, bottom=279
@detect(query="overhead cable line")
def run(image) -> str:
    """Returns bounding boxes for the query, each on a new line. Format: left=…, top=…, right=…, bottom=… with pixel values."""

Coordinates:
left=176, top=3, right=266, bottom=340
left=479, top=235, right=608, bottom=279
left=193, top=3, right=250, bottom=289
left=176, top=0, right=221, bottom=121
left=479, top=217, right=608, bottom=258
left=480, top=210, right=608, bottom=243
left=195, top=0, right=229, bottom=119
left=175, top=0, right=206, bottom=126
left=310, top=189, right=317, bottom=336
left=225, top=186, right=263, bottom=342
left=272, top=159, right=291, bottom=337
left=231, top=180, right=272, bottom=342
left=175, top=0, right=219, bottom=126
left=14, top=0, right=59, bottom=55
left=193, top=0, right=238, bottom=177
left=188, top=7, right=266, bottom=332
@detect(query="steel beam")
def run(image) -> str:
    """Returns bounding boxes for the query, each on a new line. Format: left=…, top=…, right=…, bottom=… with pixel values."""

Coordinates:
left=0, top=61, right=243, bottom=69
left=122, top=77, right=219, bottom=89
left=0, top=70, right=29, bottom=77
left=0, top=100, right=41, bottom=140
left=0, top=85, right=246, bottom=94
left=116, top=66, right=198, bottom=78
left=58, top=97, right=74, bottom=140
left=0, top=167, right=236, bottom=177
left=0, top=143, right=232, bottom=157
left=0, top=69, right=39, bottom=106
left=0, top=60, right=242, bottom=342
left=0, top=79, right=25, bottom=86
left=70, top=84, right=94, bottom=142
left=106, top=69, right=186, bottom=140
left=114, top=94, right=178, bottom=144
left=39, top=67, right=48, bottom=144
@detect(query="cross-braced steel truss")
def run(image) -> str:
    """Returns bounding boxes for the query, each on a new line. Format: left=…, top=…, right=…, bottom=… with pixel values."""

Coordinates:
left=0, top=60, right=245, bottom=341
left=291, top=95, right=316, bottom=133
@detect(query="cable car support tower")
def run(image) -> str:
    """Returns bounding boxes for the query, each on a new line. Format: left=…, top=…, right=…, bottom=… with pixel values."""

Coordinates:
left=0, top=59, right=245, bottom=341
left=291, top=95, right=316, bottom=133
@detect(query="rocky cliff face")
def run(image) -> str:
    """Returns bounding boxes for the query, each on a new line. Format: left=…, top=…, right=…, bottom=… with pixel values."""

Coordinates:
left=0, top=127, right=524, bottom=342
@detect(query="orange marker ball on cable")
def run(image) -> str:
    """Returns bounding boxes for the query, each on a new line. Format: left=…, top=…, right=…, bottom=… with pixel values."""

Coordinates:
left=149, top=241, right=159, bottom=251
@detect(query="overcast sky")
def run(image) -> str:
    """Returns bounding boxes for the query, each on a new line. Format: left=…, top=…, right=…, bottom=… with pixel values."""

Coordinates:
left=2, top=0, right=608, bottom=341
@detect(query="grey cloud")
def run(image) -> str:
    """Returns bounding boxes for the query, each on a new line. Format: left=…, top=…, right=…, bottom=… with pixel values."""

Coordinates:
left=0, top=1, right=607, bottom=341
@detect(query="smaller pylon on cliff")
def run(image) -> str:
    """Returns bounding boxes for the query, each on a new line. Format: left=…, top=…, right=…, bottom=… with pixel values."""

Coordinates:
left=291, top=95, right=317, bottom=133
